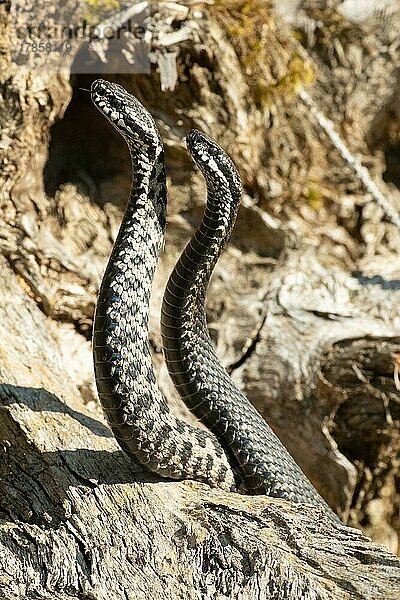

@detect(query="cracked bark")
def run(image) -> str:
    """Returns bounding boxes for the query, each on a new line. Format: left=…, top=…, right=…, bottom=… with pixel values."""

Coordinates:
left=1, top=1, right=400, bottom=598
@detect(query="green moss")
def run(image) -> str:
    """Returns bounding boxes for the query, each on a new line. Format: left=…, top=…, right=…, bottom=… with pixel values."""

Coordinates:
left=255, top=55, right=315, bottom=105
left=305, top=186, right=323, bottom=211
left=85, top=0, right=120, bottom=10
left=211, top=0, right=315, bottom=107
left=83, top=0, right=121, bottom=24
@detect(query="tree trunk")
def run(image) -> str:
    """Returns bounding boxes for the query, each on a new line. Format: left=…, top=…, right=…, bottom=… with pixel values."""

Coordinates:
left=1, top=1, right=400, bottom=597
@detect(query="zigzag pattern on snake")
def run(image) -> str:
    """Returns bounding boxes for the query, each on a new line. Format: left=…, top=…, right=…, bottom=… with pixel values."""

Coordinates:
left=161, top=130, right=335, bottom=518
left=91, top=79, right=234, bottom=489
left=92, top=79, right=336, bottom=519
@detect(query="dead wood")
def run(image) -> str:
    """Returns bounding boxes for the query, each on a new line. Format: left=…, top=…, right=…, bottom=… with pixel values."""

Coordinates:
left=1, top=1, right=400, bottom=597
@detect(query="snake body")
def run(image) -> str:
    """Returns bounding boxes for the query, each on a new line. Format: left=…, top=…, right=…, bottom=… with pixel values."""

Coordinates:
left=91, top=79, right=234, bottom=489
left=92, top=79, right=335, bottom=518
left=161, top=130, right=335, bottom=516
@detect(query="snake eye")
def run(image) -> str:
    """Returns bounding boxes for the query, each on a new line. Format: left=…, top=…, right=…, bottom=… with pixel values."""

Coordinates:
left=111, top=98, right=123, bottom=109
left=95, top=84, right=107, bottom=97
left=207, top=144, right=219, bottom=157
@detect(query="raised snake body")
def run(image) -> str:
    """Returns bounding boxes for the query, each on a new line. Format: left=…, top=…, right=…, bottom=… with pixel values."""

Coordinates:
left=92, top=79, right=335, bottom=518
left=161, top=130, right=335, bottom=516
left=92, top=79, right=234, bottom=488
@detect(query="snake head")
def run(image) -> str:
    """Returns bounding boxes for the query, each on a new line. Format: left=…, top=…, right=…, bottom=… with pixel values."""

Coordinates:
left=186, top=129, right=242, bottom=200
left=91, top=79, right=162, bottom=162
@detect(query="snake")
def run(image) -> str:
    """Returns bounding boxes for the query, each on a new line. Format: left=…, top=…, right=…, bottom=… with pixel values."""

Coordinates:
left=91, top=79, right=335, bottom=518
left=161, top=130, right=336, bottom=517
left=91, top=79, right=234, bottom=489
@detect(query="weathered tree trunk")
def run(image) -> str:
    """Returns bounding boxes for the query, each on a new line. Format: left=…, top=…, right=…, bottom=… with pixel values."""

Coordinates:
left=2, top=1, right=400, bottom=597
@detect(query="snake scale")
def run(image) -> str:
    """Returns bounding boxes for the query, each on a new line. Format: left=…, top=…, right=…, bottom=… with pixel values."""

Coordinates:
left=92, top=79, right=335, bottom=518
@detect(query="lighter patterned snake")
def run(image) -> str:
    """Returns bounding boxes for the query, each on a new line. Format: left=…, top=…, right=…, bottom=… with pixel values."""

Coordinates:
left=92, top=79, right=336, bottom=519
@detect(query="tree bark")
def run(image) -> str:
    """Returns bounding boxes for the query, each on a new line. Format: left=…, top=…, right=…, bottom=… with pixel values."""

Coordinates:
left=1, top=1, right=400, bottom=597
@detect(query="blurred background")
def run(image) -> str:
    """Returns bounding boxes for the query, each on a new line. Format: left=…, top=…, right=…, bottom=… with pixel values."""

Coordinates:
left=2, top=0, right=400, bottom=554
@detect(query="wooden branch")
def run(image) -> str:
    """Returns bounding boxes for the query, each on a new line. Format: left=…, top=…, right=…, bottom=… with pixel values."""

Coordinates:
left=299, top=89, right=400, bottom=230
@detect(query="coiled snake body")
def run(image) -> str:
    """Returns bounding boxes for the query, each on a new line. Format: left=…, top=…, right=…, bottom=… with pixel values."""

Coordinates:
left=92, top=79, right=335, bottom=518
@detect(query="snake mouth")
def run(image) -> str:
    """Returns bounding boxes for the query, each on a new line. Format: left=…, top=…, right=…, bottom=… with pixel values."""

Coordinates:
left=91, top=79, right=124, bottom=113
left=185, top=129, right=203, bottom=150
left=91, top=78, right=112, bottom=104
left=91, top=78, right=107, bottom=95
left=185, top=129, right=217, bottom=158
left=186, top=129, right=224, bottom=159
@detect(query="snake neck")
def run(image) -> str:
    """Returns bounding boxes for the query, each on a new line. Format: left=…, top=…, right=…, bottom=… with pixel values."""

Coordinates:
left=107, top=145, right=166, bottom=278
left=116, top=142, right=166, bottom=242
left=94, top=147, right=166, bottom=401
left=170, top=182, right=239, bottom=330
